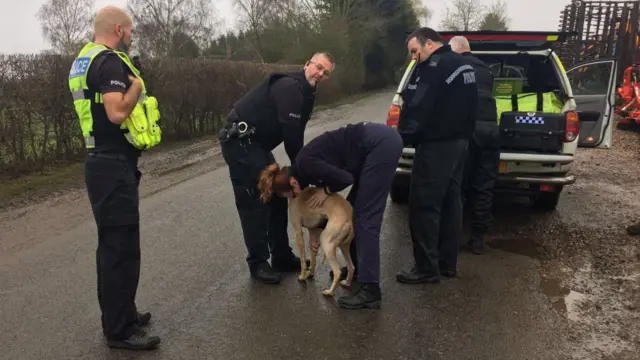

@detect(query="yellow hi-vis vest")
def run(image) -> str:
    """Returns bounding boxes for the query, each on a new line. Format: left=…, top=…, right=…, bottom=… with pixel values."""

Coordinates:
left=68, top=42, right=162, bottom=150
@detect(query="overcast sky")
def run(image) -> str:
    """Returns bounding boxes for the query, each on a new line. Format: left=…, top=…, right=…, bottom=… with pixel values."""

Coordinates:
left=0, top=0, right=572, bottom=54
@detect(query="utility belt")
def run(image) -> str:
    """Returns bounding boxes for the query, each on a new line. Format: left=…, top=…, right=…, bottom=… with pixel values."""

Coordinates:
left=88, top=152, right=127, bottom=160
left=87, top=151, right=139, bottom=167
left=218, top=108, right=257, bottom=145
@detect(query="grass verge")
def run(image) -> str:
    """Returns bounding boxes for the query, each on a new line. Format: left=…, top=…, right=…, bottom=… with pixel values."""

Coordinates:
left=0, top=162, right=86, bottom=211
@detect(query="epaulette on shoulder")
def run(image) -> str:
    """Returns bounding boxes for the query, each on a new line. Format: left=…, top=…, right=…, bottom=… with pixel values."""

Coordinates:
left=428, top=55, right=441, bottom=67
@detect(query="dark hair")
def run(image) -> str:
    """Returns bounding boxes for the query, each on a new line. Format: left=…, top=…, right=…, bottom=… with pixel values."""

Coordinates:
left=258, top=162, right=294, bottom=203
left=407, top=27, right=442, bottom=46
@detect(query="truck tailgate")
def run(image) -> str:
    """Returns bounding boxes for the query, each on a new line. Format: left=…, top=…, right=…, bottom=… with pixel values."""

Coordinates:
left=499, top=111, right=566, bottom=153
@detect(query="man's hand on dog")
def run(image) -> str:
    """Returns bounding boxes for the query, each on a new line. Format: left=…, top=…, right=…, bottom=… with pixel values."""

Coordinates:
left=307, top=190, right=328, bottom=209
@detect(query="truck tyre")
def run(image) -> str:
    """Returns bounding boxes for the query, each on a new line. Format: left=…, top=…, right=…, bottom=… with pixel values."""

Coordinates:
left=532, top=190, right=561, bottom=211
left=390, top=183, right=410, bottom=204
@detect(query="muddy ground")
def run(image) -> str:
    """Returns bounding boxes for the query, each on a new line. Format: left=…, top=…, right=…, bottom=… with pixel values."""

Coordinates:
left=0, top=88, right=638, bottom=359
left=537, top=119, right=640, bottom=360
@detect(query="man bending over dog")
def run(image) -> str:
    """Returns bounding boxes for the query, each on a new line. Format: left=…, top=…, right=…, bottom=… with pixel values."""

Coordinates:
left=262, top=121, right=403, bottom=310
left=218, top=52, right=335, bottom=284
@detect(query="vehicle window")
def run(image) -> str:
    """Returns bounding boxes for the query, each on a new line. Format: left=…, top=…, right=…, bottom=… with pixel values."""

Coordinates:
left=486, top=62, right=531, bottom=96
left=476, top=54, right=564, bottom=97
left=567, top=62, right=613, bottom=95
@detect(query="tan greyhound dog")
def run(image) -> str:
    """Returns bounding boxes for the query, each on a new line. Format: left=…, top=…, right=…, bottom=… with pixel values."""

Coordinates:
left=257, top=164, right=355, bottom=297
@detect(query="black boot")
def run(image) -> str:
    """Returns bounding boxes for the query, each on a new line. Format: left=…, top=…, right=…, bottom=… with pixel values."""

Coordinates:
left=396, top=266, right=440, bottom=284
left=467, top=233, right=484, bottom=255
left=106, top=327, right=161, bottom=351
left=338, top=283, right=382, bottom=310
left=250, top=261, right=281, bottom=284
left=137, top=311, right=151, bottom=326
left=102, top=311, right=152, bottom=337
left=626, top=221, right=640, bottom=235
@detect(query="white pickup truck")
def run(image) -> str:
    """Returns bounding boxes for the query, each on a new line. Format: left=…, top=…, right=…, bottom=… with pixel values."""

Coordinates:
left=386, top=31, right=618, bottom=211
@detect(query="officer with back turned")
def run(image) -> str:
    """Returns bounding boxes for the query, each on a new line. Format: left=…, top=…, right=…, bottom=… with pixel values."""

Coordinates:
left=450, top=35, right=501, bottom=255
left=396, top=27, right=478, bottom=284
left=68, top=5, right=162, bottom=350
left=219, top=52, right=335, bottom=284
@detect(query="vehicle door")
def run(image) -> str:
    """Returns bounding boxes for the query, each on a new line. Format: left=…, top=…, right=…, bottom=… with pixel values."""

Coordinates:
left=566, top=58, right=619, bottom=148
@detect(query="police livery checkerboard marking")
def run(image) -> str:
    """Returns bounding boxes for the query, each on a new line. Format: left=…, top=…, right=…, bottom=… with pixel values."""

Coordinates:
left=515, top=115, right=545, bottom=124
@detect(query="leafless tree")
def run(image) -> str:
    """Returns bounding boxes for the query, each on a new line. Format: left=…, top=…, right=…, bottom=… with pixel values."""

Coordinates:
left=439, top=0, right=486, bottom=31
left=36, top=0, right=94, bottom=54
left=127, top=0, right=220, bottom=57
left=410, top=0, right=433, bottom=26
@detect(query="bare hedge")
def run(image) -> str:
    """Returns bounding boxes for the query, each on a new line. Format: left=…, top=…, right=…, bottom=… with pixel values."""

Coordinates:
left=0, top=54, right=352, bottom=179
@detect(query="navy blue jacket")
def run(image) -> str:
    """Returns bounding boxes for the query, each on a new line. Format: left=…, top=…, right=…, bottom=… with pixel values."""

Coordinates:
left=398, top=45, right=478, bottom=146
left=292, top=123, right=367, bottom=193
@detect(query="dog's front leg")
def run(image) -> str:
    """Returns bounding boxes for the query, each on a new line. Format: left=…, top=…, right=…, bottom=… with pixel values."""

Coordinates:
left=295, top=228, right=309, bottom=281
left=307, top=228, right=322, bottom=278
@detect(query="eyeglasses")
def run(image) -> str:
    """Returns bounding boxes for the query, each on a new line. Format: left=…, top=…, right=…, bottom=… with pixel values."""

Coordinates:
left=309, top=61, right=331, bottom=78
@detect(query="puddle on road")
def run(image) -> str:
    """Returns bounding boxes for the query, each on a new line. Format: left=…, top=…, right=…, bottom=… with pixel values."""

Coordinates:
left=540, top=277, right=571, bottom=312
left=487, top=236, right=544, bottom=259
left=539, top=277, right=587, bottom=321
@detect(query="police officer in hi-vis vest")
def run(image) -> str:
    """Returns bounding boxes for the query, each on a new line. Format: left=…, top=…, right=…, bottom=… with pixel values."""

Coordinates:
left=68, top=5, right=161, bottom=351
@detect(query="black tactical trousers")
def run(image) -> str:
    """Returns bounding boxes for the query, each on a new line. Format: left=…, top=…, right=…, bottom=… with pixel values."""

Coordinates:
left=463, top=121, right=501, bottom=237
left=220, top=136, right=295, bottom=268
left=84, top=152, right=142, bottom=341
left=409, top=139, right=468, bottom=276
left=345, top=123, right=404, bottom=284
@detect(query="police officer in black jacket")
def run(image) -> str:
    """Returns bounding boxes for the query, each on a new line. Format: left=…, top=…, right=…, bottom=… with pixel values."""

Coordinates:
left=219, top=52, right=335, bottom=284
left=450, top=35, right=500, bottom=255
left=396, top=28, right=478, bottom=284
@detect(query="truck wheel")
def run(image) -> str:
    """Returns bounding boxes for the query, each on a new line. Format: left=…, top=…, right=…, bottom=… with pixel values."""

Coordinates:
left=532, top=190, right=561, bottom=211
left=390, top=183, right=410, bottom=204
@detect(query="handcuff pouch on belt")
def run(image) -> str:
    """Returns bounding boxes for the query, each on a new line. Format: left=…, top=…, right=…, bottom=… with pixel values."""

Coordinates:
left=218, top=120, right=255, bottom=144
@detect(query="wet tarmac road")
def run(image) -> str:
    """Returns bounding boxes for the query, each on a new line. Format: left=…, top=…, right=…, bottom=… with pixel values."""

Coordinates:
left=2, top=90, right=633, bottom=360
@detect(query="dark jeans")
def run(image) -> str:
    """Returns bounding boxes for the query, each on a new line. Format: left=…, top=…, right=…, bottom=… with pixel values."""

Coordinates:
left=85, top=153, right=142, bottom=341
left=345, top=123, right=403, bottom=284
left=220, top=137, right=295, bottom=268
left=463, top=121, right=501, bottom=235
left=409, top=139, right=469, bottom=276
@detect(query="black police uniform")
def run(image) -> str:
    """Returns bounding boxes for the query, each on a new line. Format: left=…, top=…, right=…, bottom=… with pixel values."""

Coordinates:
left=396, top=45, right=478, bottom=283
left=460, top=51, right=500, bottom=254
left=292, top=122, right=403, bottom=309
left=219, top=71, right=316, bottom=284
left=83, top=48, right=159, bottom=348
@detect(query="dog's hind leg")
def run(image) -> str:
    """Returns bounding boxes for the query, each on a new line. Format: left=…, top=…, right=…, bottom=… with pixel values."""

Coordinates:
left=339, top=242, right=355, bottom=288
left=339, top=224, right=356, bottom=288
left=322, top=236, right=341, bottom=297
left=307, top=228, right=322, bottom=279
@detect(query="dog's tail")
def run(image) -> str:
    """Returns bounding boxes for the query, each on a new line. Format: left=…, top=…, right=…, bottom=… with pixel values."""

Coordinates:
left=321, top=222, right=353, bottom=266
